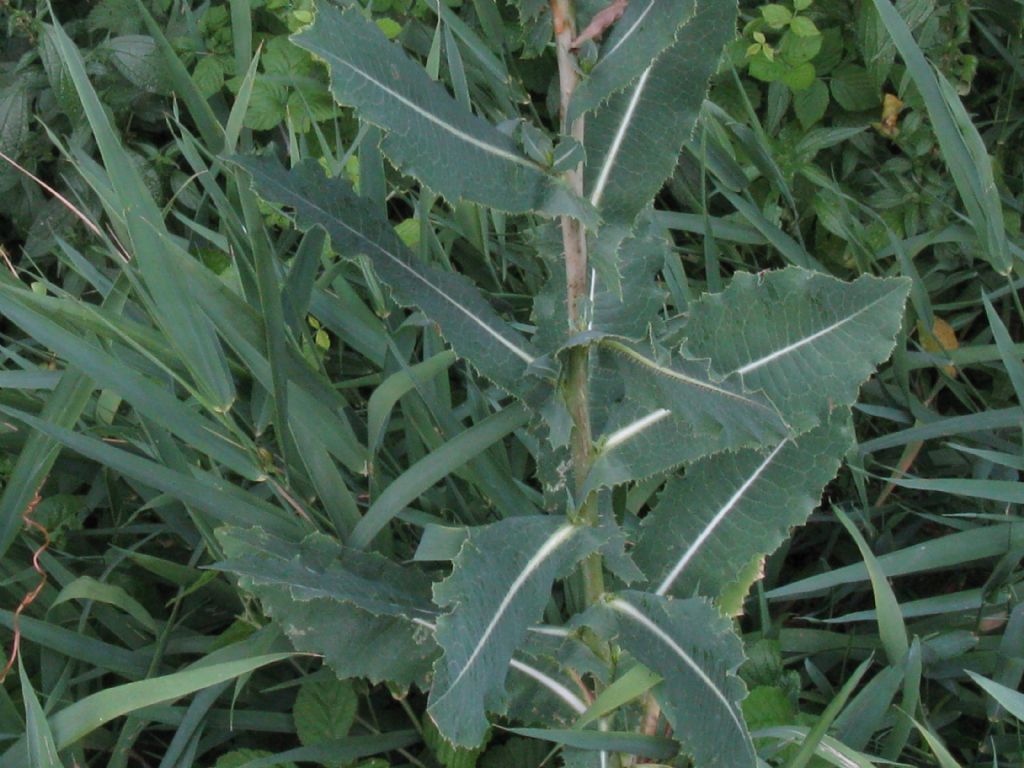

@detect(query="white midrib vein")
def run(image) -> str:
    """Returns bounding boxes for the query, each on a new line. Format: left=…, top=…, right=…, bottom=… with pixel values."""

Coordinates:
left=601, top=0, right=659, bottom=62
left=320, top=50, right=535, bottom=169
left=610, top=343, right=777, bottom=408
left=603, top=408, right=672, bottom=451
left=734, top=296, right=890, bottom=375
left=610, top=598, right=748, bottom=737
left=589, top=67, right=653, bottom=207
left=655, top=439, right=788, bottom=595
left=508, top=659, right=587, bottom=714
left=600, top=343, right=782, bottom=452
left=508, top=658, right=608, bottom=768
left=412, top=618, right=587, bottom=715
left=586, top=6, right=692, bottom=332
left=443, top=524, right=578, bottom=693
left=282, top=184, right=537, bottom=365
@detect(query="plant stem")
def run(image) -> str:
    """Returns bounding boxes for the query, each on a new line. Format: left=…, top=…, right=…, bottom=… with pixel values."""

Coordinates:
left=552, top=0, right=588, bottom=325
left=552, top=0, right=604, bottom=607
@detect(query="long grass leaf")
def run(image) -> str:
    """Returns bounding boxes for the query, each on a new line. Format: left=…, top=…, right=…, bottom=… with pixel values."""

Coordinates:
left=351, top=402, right=529, bottom=548
left=869, top=0, right=1010, bottom=274
left=2, top=655, right=293, bottom=765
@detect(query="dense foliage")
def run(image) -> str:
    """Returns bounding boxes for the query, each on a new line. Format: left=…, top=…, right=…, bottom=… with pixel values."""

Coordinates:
left=0, top=0, right=1022, bottom=766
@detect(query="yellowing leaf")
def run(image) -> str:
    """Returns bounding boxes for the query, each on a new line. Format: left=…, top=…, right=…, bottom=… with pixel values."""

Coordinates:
left=875, top=93, right=904, bottom=138
left=918, top=316, right=959, bottom=376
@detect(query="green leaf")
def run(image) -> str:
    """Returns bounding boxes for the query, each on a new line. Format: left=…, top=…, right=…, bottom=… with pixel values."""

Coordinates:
left=635, top=411, right=852, bottom=601
left=0, top=87, right=30, bottom=156
left=19, top=662, right=62, bottom=768
left=39, top=27, right=83, bottom=120
left=505, top=653, right=590, bottom=726
left=793, top=79, right=829, bottom=127
left=568, top=0, right=697, bottom=121
left=0, top=368, right=94, bottom=562
left=215, top=749, right=297, bottom=768
left=761, top=4, right=793, bottom=27
left=684, top=268, right=910, bottom=432
left=227, top=734, right=420, bottom=768
left=834, top=509, right=909, bottom=667
left=510, top=0, right=548, bottom=20
left=352, top=402, right=531, bottom=549
left=830, top=65, right=878, bottom=111
left=0, top=283, right=263, bottom=481
left=603, top=338, right=787, bottom=441
left=532, top=218, right=667, bottom=353
left=767, top=522, right=1024, bottom=599
left=134, top=0, right=223, bottom=150
left=46, top=18, right=236, bottom=411
left=983, top=293, right=1024, bottom=406
left=105, top=35, right=170, bottom=94
left=966, top=672, right=1024, bottom=723
left=742, top=686, right=795, bottom=731
left=506, top=728, right=677, bottom=760
left=88, top=0, right=142, bottom=34
left=244, top=80, right=288, bottom=131
left=423, top=716, right=485, bottom=768
left=51, top=576, right=158, bottom=634
left=789, top=16, right=819, bottom=36
left=235, top=157, right=541, bottom=400
left=583, top=399, right=737, bottom=493
left=192, top=56, right=226, bottom=98
left=784, top=656, right=873, bottom=768
left=870, top=0, right=1011, bottom=275
left=603, top=592, right=756, bottom=768
left=0, top=405, right=296, bottom=537
left=215, top=527, right=438, bottom=622
left=262, top=35, right=314, bottom=77
left=229, top=50, right=265, bottom=150
left=749, top=53, right=786, bottom=83
left=583, top=0, right=738, bottom=280
left=782, top=62, right=816, bottom=91
left=294, top=677, right=358, bottom=752
left=580, top=325, right=794, bottom=493
left=215, top=526, right=439, bottom=689
left=367, top=350, right=457, bottom=455
left=3, top=654, right=293, bottom=766
left=781, top=30, right=822, bottom=65
left=428, top=518, right=604, bottom=747
left=573, top=664, right=662, bottom=730
left=907, top=716, right=963, bottom=768
left=292, top=4, right=591, bottom=223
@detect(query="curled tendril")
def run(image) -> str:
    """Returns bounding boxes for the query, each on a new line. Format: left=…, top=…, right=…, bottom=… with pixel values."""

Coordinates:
left=1, top=493, right=49, bottom=683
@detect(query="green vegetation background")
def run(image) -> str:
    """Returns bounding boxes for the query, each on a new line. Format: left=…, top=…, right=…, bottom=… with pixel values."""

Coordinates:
left=0, top=0, right=1022, bottom=766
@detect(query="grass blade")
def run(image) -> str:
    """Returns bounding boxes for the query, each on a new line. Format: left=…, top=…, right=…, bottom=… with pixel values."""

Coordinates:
left=3, top=654, right=293, bottom=766
left=869, top=0, right=1010, bottom=275
left=351, top=402, right=530, bottom=548
left=834, top=508, right=909, bottom=666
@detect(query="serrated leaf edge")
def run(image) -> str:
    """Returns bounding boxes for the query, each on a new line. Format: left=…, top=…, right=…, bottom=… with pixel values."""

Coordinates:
left=608, top=596, right=750, bottom=738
